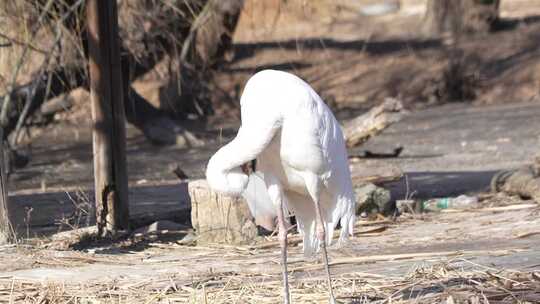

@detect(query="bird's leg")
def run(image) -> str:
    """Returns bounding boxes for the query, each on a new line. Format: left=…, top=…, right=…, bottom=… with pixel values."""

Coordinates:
left=303, top=173, right=337, bottom=304
left=267, top=181, right=290, bottom=304
left=314, top=198, right=337, bottom=304
left=277, top=196, right=290, bottom=304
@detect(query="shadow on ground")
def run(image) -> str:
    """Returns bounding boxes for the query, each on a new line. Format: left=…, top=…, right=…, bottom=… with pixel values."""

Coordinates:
left=8, top=183, right=191, bottom=238
left=228, top=37, right=441, bottom=70
left=386, top=170, right=499, bottom=201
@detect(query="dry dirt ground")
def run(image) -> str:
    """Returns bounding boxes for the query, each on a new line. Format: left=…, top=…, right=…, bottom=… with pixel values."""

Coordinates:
left=2, top=0, right=540, bottom=303
left=1, top=205, right=540, bottom=303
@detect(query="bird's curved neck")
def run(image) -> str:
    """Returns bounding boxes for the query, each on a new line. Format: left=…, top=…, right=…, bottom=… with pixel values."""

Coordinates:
left=206, top=139, right=251, bottom=196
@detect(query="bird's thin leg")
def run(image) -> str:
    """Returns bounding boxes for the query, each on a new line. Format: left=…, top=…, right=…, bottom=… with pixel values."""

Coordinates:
left=304, top=173, right=337, bottom=304
left=266, top=181, right=290, bottom=304
left=277, top=197, right=290, bottom=304
left=314, top=198, right=337, bottom=304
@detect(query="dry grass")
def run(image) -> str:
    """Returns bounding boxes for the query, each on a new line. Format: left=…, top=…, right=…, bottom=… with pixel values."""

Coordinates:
left=1, top=210, right=539, bottom=303
left=1, top=257, right=539, bottom=303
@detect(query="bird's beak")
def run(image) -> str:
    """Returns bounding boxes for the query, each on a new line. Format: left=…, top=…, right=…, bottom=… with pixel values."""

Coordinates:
left=241, top=162, right=251, bottom=175
left=241, top=159, right=257, bottom=175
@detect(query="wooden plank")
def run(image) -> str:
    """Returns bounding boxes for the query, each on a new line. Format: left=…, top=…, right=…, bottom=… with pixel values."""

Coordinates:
left=86, top=0, right=129, bottom=235
left=0, top=128, right=13, bottom=243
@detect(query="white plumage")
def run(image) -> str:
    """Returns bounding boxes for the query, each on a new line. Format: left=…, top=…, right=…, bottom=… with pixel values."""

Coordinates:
left=206, top=69, right=356, bottom=303
left=241, top=173, right=277, bottom=221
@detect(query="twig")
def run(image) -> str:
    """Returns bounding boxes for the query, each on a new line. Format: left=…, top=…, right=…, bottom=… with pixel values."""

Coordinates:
left=12, top=26, right=61, bottom=147
left=515, top=231, right=540, bottom=239
left=0, top=33, right=48, bottom=54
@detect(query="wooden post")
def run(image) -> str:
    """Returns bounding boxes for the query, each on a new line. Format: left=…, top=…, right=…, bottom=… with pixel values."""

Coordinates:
left=87, top=0, right=129, bottom=236
left=0, top=129, right=13, bottom=244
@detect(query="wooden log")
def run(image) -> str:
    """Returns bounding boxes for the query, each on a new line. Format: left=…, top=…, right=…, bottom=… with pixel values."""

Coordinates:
left=0, top=129, right=13, bottom=244
left=189, top=179, right=258, bottom=245
left=87, top=0, right=129, bottom=235
left=343, top=98, right=406, bottom=148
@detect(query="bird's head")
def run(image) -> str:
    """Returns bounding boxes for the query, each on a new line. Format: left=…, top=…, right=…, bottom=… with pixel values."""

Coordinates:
left=240, top=159, right=257, bottom=175
left=206, top=157, right=249, bottom=197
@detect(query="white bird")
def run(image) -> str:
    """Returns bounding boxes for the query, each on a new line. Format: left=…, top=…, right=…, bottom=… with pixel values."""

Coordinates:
left=206, top=70, right=356, bottom=303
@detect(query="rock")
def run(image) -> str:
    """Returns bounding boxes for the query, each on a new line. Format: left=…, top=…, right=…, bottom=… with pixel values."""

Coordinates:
left=355, top=183, right=392, bottom=215
left=189, top=179, right=258, bottom=245
left=51, top=226, right=98, bottom=241
left=177, top=231, right=198, bottom=245
left=491, top=165, right=540, bottom=204
left=131, top=220, right=189, bottom=236
left=396, top=199, right=419, bottom=214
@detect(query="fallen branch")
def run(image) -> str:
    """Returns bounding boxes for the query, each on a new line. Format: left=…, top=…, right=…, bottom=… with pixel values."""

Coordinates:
left=343, top=97, right=407, bottom=147
left=515, top=231, right=540, bottom=239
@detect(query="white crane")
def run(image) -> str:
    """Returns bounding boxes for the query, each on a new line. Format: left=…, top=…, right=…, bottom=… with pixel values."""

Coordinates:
left=206, top=70, right=356, bottom=303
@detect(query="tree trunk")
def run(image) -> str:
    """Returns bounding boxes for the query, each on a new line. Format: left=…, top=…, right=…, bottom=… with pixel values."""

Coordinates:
left=423, top=0, right=500, bottom=37
left=0, top=129, right=13, bottom=244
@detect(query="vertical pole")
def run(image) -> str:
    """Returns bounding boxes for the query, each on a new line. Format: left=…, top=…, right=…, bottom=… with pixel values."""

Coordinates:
left=0, top=129, right=13, bottom=244
left=86, top=0, right=129, bottom=236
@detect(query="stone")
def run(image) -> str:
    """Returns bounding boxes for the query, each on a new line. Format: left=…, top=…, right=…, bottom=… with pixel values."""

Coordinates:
left=355, top=183, right=392, bottom=215
left=189, top=179, right=257, bottom=245
left=131, top=220, right=189, bottom=236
